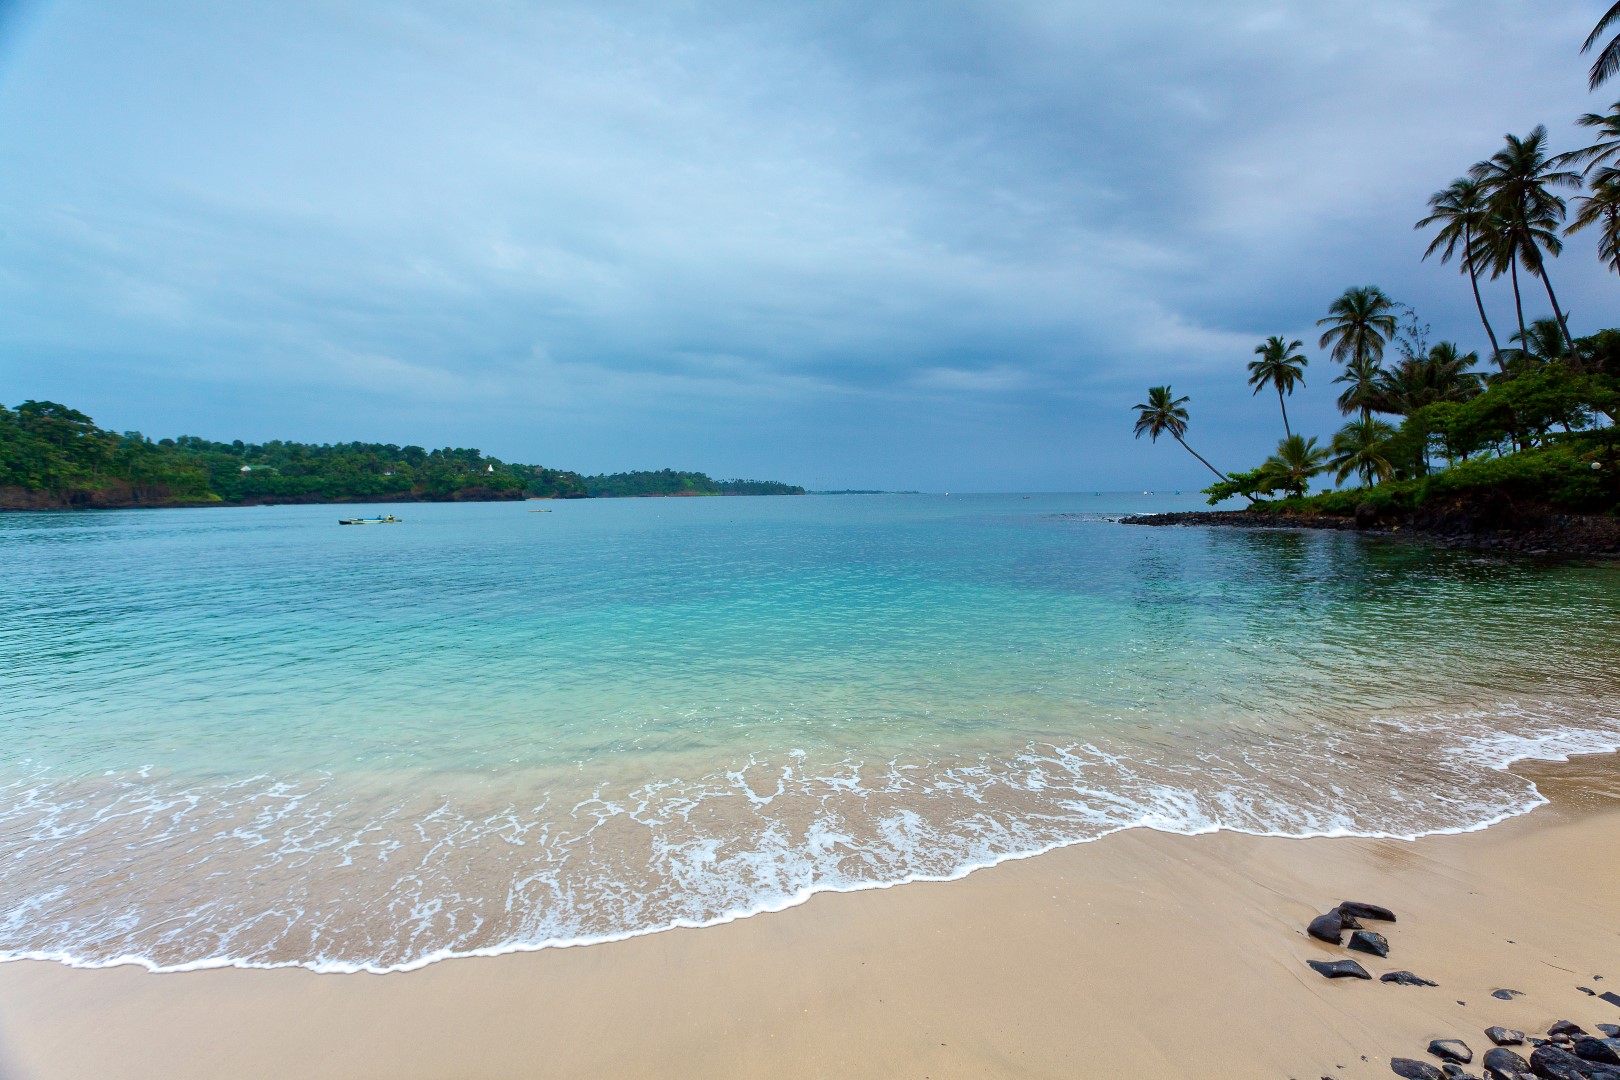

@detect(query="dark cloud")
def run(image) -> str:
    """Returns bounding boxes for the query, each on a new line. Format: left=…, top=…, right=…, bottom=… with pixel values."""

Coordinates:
left=0, top=0, right=1612, bottom=489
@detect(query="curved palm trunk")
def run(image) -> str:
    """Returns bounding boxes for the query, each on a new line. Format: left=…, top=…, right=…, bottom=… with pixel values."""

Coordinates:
left=1463, top=233, right=1501, bottom=358
left=1509, top=255, right=1527, bottom=349
left=1172, top=433, right=1228, bottom=481
left=1535, top=263, right=1577, bottom=351
left=1277, top=386, right=1292, bottom=439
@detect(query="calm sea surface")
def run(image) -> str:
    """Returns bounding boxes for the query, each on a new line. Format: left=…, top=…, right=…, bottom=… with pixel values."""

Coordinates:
left=2, top=494, right=1617, bottom=971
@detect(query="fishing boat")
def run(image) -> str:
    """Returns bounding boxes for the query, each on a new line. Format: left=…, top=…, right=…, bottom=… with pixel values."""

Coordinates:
left=339, top=515, right=401, bottom=525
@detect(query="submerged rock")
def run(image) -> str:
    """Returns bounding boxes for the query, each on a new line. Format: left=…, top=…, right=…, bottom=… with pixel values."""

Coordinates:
left=1383, top=971, right=1439, bottom=987
left=1309, top=959, right=1372, bottom=980
left=1429, top=1040, right=1473, bottom=1064
left=1481, top=1046, right=1530, bottom=1080
left=1350, top=930, right=1391, bottom=958
left=1486, top=1029, right=1527, bottom=1047
left=1574, top=1038, right=1620, bottom=1066
left=1339, top=900, right=1397, bottom=922
left=1391, top=1058, right=1445, bottom=1079
left=1309, top=910, right=1346, bottom=944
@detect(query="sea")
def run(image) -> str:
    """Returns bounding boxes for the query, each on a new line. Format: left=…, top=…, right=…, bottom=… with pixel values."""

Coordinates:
left=1, top=493, right=1617, bottom=974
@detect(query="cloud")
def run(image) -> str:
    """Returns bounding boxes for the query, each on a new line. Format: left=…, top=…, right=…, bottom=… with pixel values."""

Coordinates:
left=0, top=0, right=1612, bottom=489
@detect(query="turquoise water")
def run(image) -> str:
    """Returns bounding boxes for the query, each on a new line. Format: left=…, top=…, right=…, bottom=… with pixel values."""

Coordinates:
left=2, top=494, right=1618, bottom=971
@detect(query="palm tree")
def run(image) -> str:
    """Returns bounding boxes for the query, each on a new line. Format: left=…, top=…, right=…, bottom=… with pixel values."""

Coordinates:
left=1256, top=435, right=1328, bottom=499
left=1246, top=336, right=1309, bottom=437
left=1375, top=343, right=1482, bottom=415
left=1471, top=127, right=1581, bottom=351
left=1559, top=101, right=1620, bottom=177
left=1317, top=286, right=1398, bottom=369
left=1131, top=386, right=1228, bottom=481
left=1504, top=318, right=1573, bottom=372
left=1568, top=167, right=1620, bottom=276
left=1333, top=355, right=1385, bottom=419
left=1329, top=417, right=1398, bottom=488
left=1415, top=178, right=1501, bottom=357
left=1585, top=2, right=1620, bottom=90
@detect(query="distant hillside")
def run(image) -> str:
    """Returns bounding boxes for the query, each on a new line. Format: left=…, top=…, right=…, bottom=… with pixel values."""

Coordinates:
left=582, top=469, right=804, bottom=498
left=0, top=400, right=799, bottom=509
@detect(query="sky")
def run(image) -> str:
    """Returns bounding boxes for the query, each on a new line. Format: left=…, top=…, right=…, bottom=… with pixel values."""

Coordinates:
left=0, top=0, right=1615, bottom=491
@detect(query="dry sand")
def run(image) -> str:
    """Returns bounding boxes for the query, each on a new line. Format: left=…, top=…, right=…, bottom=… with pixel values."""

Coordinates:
left=0, top=755, right=1617, bottom=1079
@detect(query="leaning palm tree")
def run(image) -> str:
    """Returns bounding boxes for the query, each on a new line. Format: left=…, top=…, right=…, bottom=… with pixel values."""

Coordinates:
left=1471, top=127, right=1582, bottom=351
left=1559, top=100, right=1620, bottom=177
left=1568, top=167, right=1620, bottom=276
left=1256, top=435, right=1328, bottom=499
left=1246, top=336, right=1309, bottom=438
left=1131, top=386, right=1228, bottom=481
left=1415, top=178, right=1501, bottom=357
left=1329, top=417, right=1398, bottom=488
left=1585, top=2, right=1620, bottom=90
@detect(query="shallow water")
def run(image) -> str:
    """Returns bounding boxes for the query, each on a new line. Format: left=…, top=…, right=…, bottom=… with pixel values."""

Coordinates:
left=1, top=493, right=1617, bottom=972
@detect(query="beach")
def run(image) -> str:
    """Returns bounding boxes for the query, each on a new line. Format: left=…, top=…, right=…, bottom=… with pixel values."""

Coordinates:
left=0, top=752, right=1615, bottom=1079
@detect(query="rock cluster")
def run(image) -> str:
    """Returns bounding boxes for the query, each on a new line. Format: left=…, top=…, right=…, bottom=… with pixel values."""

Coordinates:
left=1304, top=900, right=1418, bottom=985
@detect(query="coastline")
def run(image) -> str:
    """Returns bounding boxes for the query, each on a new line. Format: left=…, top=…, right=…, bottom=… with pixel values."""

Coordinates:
left=1120, top=505, right=1620, bottom=557
left=1, top=754, right=1616, bottom=1079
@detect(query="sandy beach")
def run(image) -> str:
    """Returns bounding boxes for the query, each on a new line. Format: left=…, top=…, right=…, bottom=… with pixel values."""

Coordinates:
left=0, top=755, right=1612, bottom=1079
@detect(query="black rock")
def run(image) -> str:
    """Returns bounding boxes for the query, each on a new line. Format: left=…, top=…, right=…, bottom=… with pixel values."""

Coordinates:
left=1481, top=1046, right=1530, bottom=1080
left=1339, top=900, right=1397, bottom=922
left=1574, top=1038, right=1620, bottom=1066
left=1391, top=1058, right=1445, bottom=1079
left=1309, top=910, right=1346, bottom=944
left=1383, top=971, right=1439, bottom=987
left=1492, top=989, right=1525, bottom=1001
left=1602, top=992, right=1620, bottom=1009
left=1340, top=910, right=1364, bottom=930
left=1581, top=987, right=1598, bottom=997
left=1599, top=1027, right=1620, bottom=1040
left=1531, top=1043, right=1620, bottom=1080
left=1350, top=930, right=1391, bottom=958
left=1429, top=1040, right=1473, bottom=1064
left=1356, top=502, right=1382, bottom=529
left=1487, top=1029, right=1527, bottom=1047
left=1442, top=1066, right=1477, bottom=1080
left=1548, top=1022, right=1588, bottom=1038
left=1309, top=959, right=1372, bottom=980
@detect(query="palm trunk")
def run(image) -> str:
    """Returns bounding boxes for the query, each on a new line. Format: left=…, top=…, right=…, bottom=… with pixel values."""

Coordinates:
left=1509, top=253, right=1527, bottom=350
left=1173, top=434, right=1228, bottom=482
left=1463, top=234, right=1501, bottom=359
left=1535, top=263, right=1576, bottom=352
left=1277, top=387, right=1291, bottom=439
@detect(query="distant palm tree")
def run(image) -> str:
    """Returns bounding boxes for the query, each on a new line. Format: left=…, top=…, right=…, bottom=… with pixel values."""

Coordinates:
left=1415, top=178, right=1501, bottom=357
left=1559, top=100, right=1620, bottom=177
left=1131, top=386, right=1228, bottom=481
left=1329, top=417, right=1398, bottom=488
left=1585, top=2, right=1620, bottom=90
left=1471, top=127, right=1581, bottom=351
left=1256, top=434, right=1328, bottom=498
left=1333, top=355, right=1385, bottom=420
left=1246, top=336, right=1309, bottom=438
left=1568, top=167, right=1620, bottom=276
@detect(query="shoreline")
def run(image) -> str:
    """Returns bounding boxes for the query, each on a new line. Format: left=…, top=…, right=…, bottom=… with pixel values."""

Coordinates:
left=1, top=754, right=1617, bottom=1078
left=1120, top=506, right=1620, bottom=558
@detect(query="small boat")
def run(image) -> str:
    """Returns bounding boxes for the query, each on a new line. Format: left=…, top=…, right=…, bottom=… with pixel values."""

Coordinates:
left=339, top=515, right=401, bottom=525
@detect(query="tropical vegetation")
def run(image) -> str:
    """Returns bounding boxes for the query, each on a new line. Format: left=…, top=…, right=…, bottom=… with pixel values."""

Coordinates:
left=0, top=401, right=802, bottom=509
left=1130, top=21, right=1620, bottom=523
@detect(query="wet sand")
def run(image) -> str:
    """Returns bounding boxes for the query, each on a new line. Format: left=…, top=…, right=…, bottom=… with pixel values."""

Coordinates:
left=0, top=755, right=1616, bottom=1079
